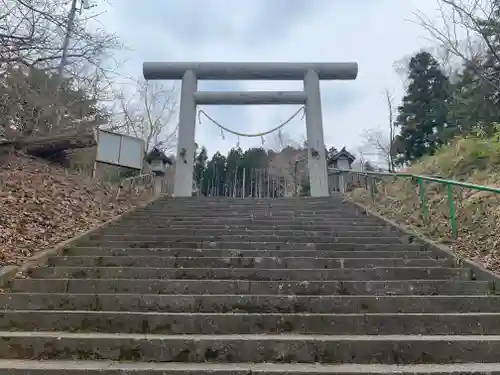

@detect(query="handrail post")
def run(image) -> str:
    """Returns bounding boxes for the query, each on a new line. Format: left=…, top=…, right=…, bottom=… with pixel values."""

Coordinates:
left=369, top=176, right=376, bottom=202
left=446, top=183, right=458, bottom=239
left=417, top=178, right=429, bottom=225
left=364, top=174, right=375, bottom=203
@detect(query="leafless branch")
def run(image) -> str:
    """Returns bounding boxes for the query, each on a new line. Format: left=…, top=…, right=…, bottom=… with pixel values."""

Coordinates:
left=0, top=0, right=121, bottom=80
left=361, top=128, right=393, bottom=172
left=266, top=131, right=308, bottom=196
left=112, top=78, right=179, bottom=153
left=415, top=0, right=500, bottom=88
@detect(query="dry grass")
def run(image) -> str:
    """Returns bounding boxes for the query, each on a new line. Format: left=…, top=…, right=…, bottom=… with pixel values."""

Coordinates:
left=0, top=152, right=155, bottom=266
left=349, top=135, right=500, bottom=273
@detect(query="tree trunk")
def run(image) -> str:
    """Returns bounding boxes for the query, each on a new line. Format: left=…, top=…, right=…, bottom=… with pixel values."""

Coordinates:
left=0, top=131, right=96, bottom=157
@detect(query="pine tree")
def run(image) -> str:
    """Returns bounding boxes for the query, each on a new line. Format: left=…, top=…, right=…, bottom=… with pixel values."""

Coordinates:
left=395, top=51, right=450, bottom=162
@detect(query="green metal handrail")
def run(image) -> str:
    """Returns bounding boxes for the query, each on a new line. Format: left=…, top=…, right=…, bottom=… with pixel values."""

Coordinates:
left=329, top=168, right=500, bottom=240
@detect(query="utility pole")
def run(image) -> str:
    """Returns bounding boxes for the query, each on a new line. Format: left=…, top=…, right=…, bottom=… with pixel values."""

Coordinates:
left=58, top=0, right=95, bottom=81
left=54, top=0, right=95, bottom=132
left=57, top=0, right=79, bottom=85
left=52, top=0, right=79, bottom=134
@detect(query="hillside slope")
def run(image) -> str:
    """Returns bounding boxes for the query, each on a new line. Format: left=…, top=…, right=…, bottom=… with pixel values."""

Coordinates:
left=0, top=152, right=153, bottom=266
left=350, top=132, right=500, bottom=273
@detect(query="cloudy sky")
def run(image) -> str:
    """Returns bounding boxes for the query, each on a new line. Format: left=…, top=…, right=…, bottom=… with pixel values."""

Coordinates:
left=97, top=0, right=444, bottom=161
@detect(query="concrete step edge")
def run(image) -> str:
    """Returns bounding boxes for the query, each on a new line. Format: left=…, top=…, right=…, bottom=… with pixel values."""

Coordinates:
left=53, top=256, right=442, bottom=261
left=3, top=310, right=500, bottom=335
left=2, top=359, right=500, bottom=373
left=67, top=245, right=427, bottom=250
left=95, top=230, right=401, bottom=234
left=5, top=310, right=500, bottom=317
left=11, top=278, right=487, bottom=286
left=1, top=331, right=500, bottom=340
left=31, top=266, right=463, bottom=271
left=4, top=293, right=494, bottom=299
left=82, top=236, right=406, bottom=240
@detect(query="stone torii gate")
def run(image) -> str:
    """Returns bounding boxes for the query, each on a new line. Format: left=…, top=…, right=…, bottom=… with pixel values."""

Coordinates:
left=143, top=62, right=358, bottom=198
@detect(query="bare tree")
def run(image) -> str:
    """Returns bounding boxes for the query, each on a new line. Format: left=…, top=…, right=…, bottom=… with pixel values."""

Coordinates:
left=0, top=64, right=109, bottom=140
left=415, top=0, right=500, bottom=88
left=266, top=131, right=308, bottom=196
left=385, top=89, right=396, bottom=172
left=360, top=89, right=396, bottom=172
left=0, top=0, right=120, bottom=75
left=361, top=129, right=393, bottom=172
left=266, top=130, right=301, bottom=152
left=0, top=0, right=122, bottom=141
left=115, top=78, right=178, bottom=153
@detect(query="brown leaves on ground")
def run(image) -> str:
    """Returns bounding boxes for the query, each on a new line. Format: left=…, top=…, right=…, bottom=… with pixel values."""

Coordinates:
left=0, top=152, right=153, bottom=266
left=349, top=175, right=500, bottom=274
left=349, top=135, right=500, bottom=274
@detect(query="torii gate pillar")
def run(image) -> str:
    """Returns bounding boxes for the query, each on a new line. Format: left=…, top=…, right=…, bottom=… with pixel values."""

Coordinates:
left=143, top=62, right=358, bottom=197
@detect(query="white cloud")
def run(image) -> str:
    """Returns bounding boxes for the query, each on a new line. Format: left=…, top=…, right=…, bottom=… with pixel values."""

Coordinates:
left=95, top=0, right=445, bottom=158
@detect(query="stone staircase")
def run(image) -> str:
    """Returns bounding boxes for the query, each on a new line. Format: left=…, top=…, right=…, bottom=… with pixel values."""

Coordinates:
left=1, top=196, right=500, bottom=374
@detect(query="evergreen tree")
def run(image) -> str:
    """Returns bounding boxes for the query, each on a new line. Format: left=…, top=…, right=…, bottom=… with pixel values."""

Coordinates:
left=299, top=178, right=310, bottom=197
left=226, top=147, right=244, bottom=197
left=202, top=152, right=226, bottom=196
left=447, top=66, right=500, bottom=136
left=193, top=146, right=208, bottom=191
left=394, top=51, right=451, bottom=163
left=241, top=147, right=268, bottom=197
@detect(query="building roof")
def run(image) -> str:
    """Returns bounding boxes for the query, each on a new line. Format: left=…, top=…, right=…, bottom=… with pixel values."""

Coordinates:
left=145, top=147, right=173, bottom=165
left=327, top=147, right=356, bottom=164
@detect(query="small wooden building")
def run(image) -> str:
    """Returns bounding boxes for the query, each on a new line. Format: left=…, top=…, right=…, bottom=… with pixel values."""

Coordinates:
left=327, top=147, right=356, bottom=193
left=327, top=147, right=356, bottom=169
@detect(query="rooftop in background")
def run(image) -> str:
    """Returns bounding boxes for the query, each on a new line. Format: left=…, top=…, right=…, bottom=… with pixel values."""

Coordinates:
left=327, top=147, right=356, bottom=164
left=145, top=147, right=173, bottom=165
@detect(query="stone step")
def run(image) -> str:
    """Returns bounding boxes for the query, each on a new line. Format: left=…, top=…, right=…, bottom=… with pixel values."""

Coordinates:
left=110, top=226, right=394, bottom=234
left=86, top=230, right=401, bottom=240
left=155, top=202, right=355, bottom=208
left=79, top=237, right=407, bottom=248
left=135, top=206, right=364, bottom=212
left=2, top=294, right=496, bottom=313
left=114, top=220, right=388, bottom=228
left=146, top=200, right=348, bottom=205
left=27, top=266, right=469, bottom=281
left=157, top=196, right=342, bottom=200
left=134, top=201, right=358, bottom=208
left=2, top=311, right=499, bottom=335
left=113, top=221, right=389, bottom=229
left=3, top=360, right=500, bottom=375
left=117, top=217, right=383, bottom=224
left=126, top=213, right=370, bottom=220
left=70, top=242, right=424, bottom=251
left=139, top=197, right=348, bottom=203
left=63, top=247, right=436, bottom=259
left=103, top=224, right=394, bottom=232
left=150, top=209, right=359, bottom=213
left=150, top=199, right=346, bottom=206
left=11, top=279, right=488, bottom=295
left=0, top=331, right=499, bottom=363
left=49, top=256, right=450, bottom=269
left=122, top=214, right=374, bottom=220
left=137, top=199, right=357, bottom=206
